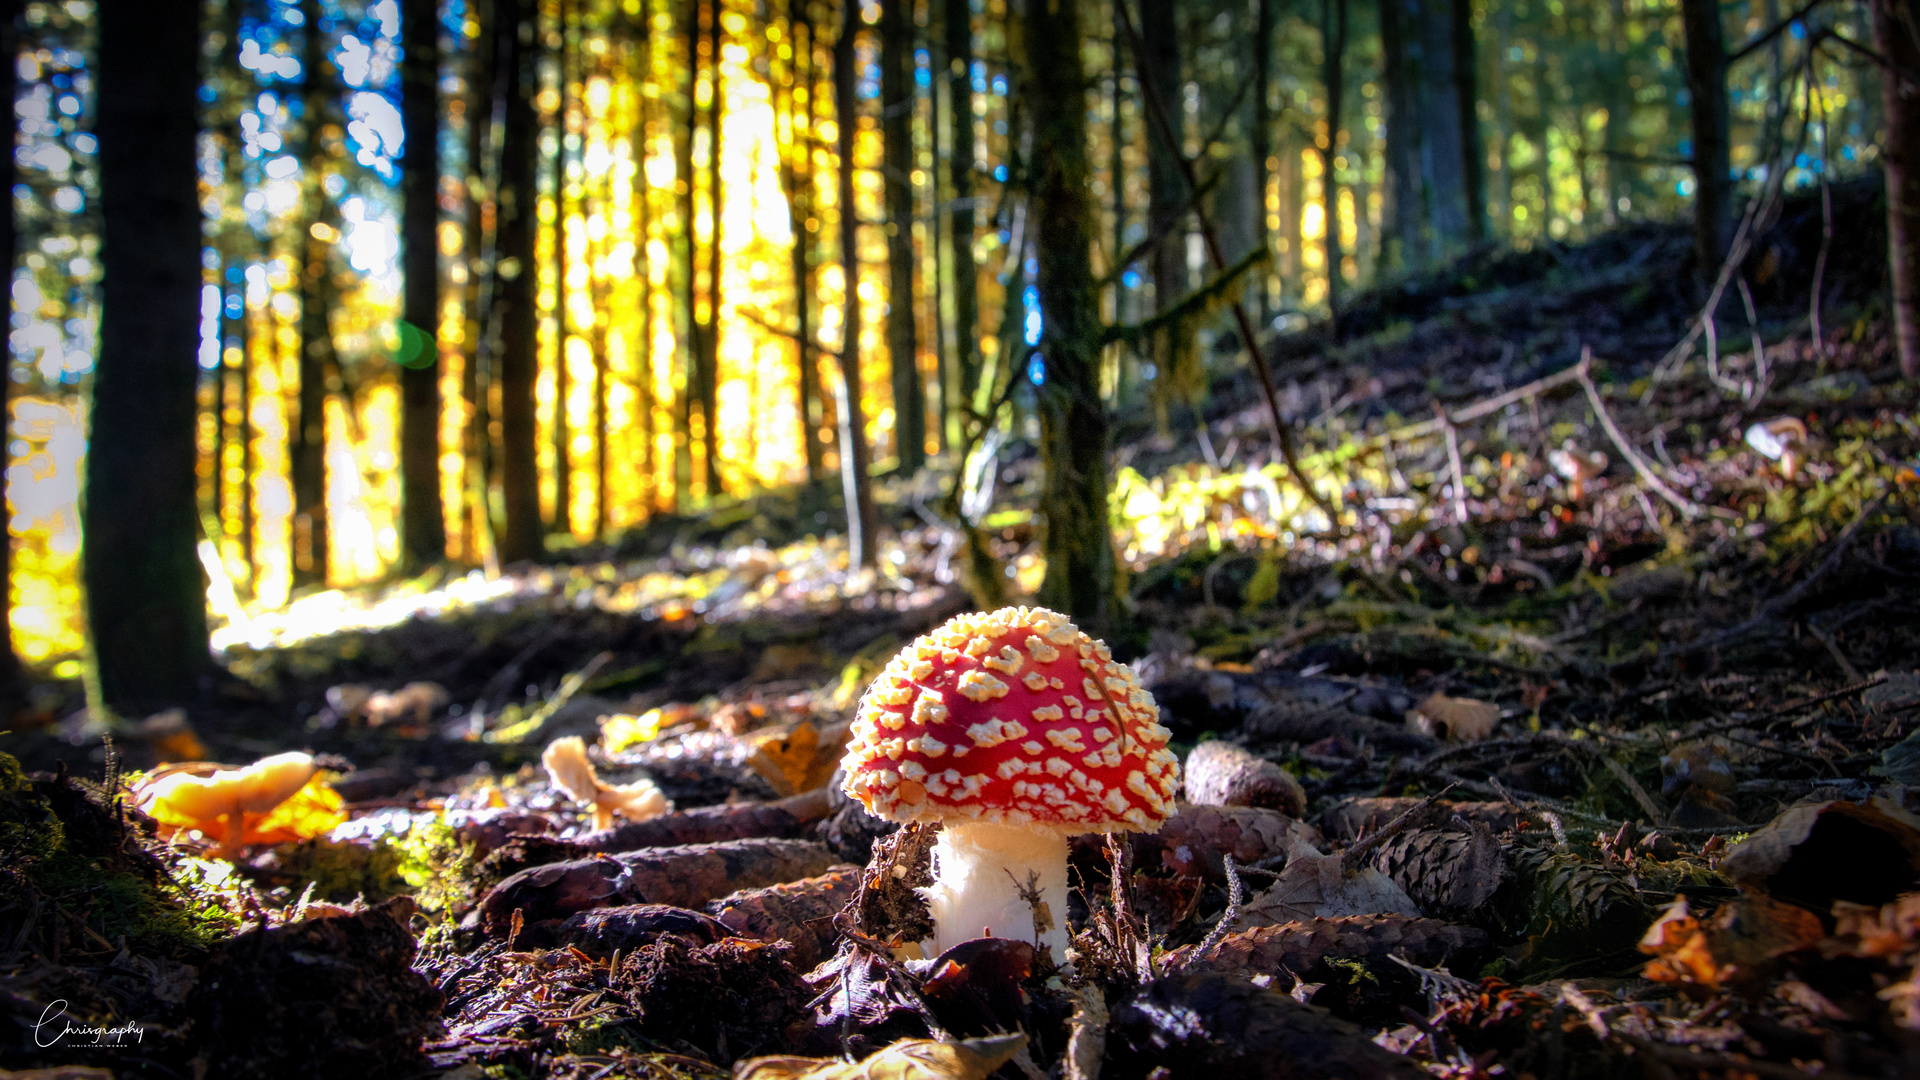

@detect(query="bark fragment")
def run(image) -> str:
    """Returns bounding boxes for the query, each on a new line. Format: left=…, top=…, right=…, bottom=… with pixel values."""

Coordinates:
left=709, top=867, right=860, bottom=969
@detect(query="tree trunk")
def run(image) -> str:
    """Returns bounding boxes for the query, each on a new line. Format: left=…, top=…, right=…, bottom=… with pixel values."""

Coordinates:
left=1321, top=0, right=1347, bottom=319
left=1140, top=0, right=1185, bottom=346
left=401, top=0, right=447, bottom=571
left=291, top=0, right=334, bottom=591
left=1874, top=0, right=1920, bottom=377
left=1378, top=0, right=1424, bottom=270
left=834, top=7, right=879, bottom=568
left=881, top=0, right=925, bottom=473
left=1417, top=0, right=1469, bottom=256
left=1451, top=0, right=1486, bottom=244
left=496, top=0, right=545, bottom=564
left=460, top=0, right=496, bottom=564
left=674, top=0, right=697, bottom=508
left=551, top=0, right=573, bottom=536
left=1252, top=0, right=1275, bottom=320
left=88, top=0, right=211, bottom=714
left=0, top=0, right=17, bottom=679
left=946, top=0, right=979, bottom=414
left=1679, top=0, right=1729, bottom=278
left=1025, top=0, right=1114, bottom=626
left=783, top=0, right=824, bottom=484
left=703, top=0, right=724, bottom=496
left=629, top=22, right=658, bottom=508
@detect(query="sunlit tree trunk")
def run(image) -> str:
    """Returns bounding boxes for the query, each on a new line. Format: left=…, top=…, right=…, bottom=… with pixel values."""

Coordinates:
left=1025, top=0, right=1113, bottom=626
left=0, top=0, right=18, bottom=679
left=674, top=0, right=697, bottom=508
left=497, top=0, right=546, bottom=563
left=1140, top=0, right=1185, bottom=360
left=1280, top=135, right=1302, bottom=300
left=1378, top=0, right=1423, bottom=270
left=1251, top=0, right=1275, bottom=320
left=783, top=0, right=824, bottom=483
left=551, top=0, right=574, bottom=536
left=833, top=5, right=879, bottom=568
left=1679, top=0, right=1729, bottom=278
left=1874, top=0, right=1920, bottom=377
left=1452, top=0, right=1486, bottom=244
left=945, top=0, right=979, bottom=414
left=702, top=0, right=725, bottom=496
left=88, top=0, right=210, bottom=713
left=460, top=0, right=497, bottom=564
left=1320, top=0, right=1347, bottom=320
left=881, top=0, right=925, bottom=472
left=625, top=12, right=657, bottom=511
left=291, top=0, right=335, bottom=590
left=401, top=0, right=448, bottom=572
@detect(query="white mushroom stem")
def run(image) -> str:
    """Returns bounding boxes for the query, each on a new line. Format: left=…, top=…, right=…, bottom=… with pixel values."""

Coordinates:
left=921, top=821, right=1071, bottom=961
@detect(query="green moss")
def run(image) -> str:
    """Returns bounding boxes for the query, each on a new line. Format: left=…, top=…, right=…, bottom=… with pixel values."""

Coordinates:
left=394, top=817, right=482, bottom=917
left=274, top=837, right=410, bottom=904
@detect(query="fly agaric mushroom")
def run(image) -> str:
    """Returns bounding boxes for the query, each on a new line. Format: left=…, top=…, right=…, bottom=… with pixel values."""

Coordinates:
left=137, top=751, right=321, bottom=858
left=840, top=606, right=1180, bottom=959
left=1548, top=442, right=1608, bottom=501
left=542, top=735, right=670, bottom=832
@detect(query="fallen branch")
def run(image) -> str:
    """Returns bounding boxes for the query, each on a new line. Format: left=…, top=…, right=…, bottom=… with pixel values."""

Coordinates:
left=1573, top=349, right=1712, bottom=521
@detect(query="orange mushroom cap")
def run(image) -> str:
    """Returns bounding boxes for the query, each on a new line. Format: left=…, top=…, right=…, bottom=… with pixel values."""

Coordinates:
left=840, top=606, right=1180, bottom=834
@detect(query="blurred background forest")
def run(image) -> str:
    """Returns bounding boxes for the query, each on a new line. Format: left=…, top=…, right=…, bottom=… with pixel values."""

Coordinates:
left=0, top=0, right=1905, bottom=716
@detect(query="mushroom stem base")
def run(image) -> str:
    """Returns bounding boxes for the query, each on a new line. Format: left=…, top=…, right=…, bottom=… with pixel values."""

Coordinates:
left=921, top=821, right=1070, bottom=961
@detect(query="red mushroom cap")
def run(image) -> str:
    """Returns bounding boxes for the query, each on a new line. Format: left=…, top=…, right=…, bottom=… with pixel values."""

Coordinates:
left=841, top=607, right=1180, bottom=833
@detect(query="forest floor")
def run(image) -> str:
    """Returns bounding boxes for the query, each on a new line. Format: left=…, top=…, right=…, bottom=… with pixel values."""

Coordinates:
left=6, top=181, right=1920, bottom=1079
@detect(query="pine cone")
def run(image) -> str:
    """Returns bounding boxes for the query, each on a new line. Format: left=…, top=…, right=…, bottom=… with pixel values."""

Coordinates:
left=1367, top=822, right=1507, bottom=924
left=1164, top=913, right=1490, bottom=982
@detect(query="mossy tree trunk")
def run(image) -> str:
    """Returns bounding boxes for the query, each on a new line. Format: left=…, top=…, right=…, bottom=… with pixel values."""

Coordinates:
left=401, top=0, right=447, bottom=572
left=88, top=0, right=211, bottom=714
left=1024, top=0, right=1115, bottom=626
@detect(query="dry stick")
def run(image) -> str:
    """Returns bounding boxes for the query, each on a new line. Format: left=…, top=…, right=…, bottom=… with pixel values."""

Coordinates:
left=1186, top=853, right=1245, bottom=965
left=1434, top=404, right=1469, bottom=525
left=1379, top=362, right=1585, bottom=445
left=1341, top=782, right=1457, bottom=872
left=1573, top=349, right=1712, bottom=521
left=1114, top=0, right=1342, bottom=528
left=1649, top=673, right=1888, bottom=743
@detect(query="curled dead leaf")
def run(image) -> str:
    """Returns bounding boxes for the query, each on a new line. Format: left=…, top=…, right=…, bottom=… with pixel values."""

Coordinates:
left=1406, top=693, right=1499, bottom=742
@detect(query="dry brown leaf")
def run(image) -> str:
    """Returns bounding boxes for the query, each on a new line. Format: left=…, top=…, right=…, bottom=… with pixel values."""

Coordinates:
left=1406, top=693, right=1500, bottom=742
left=1233, top=847, right=1422, bottom=931
left=1718, top=797, right=1920, bottom=909
left=1639, top=893, right=1824, bottom=998
left=745, top=719, right=849, bottom=797
left=733, top=1034, right=1028, bottom=1080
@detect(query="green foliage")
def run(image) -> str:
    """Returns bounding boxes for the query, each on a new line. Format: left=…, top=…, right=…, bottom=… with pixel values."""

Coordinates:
left=395, top=816, right=483, bottom=918
left=274, top=836, right=410, bottom=904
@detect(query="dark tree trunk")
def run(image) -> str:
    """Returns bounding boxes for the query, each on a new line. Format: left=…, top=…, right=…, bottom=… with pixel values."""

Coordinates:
left=291, top=0, right=334, bottom=590
left=1601, top=0, right=1629, bottom=224
left=1875, top=0, right=1920, bottom=377
left=783, top=0, right=823, bottom=483
left=1025, top=0, right=1113, bottom=625
left=88, top=0, right=211, bottom=713
left=1451, top=0, right=1486, bottom=244
left=1379, top=0, right=1424, bottom=269
left=703, top=0, right=724, bottom=496
left=401, top=0, right=447, bottom=571
left=833, top=7, right=879, bottom=567
left=1417, top=0, right=1469, bottom=255
left=496, top=0, right=545, bottom=563
left=0, top=0, right=17, bottom=677
left=1252, top=0, right=1276, bottom=320
left=1679, top=0, right=1729, bottom=277
left=881, top=0, right=924, bottom=472
left=1320, top=0, right=1347, bottom=319
left=551, top=0, right=573, bottom=536
left=946, top=0, right=978, bottom=413
left=1140, top=0, right=1185, bottom=337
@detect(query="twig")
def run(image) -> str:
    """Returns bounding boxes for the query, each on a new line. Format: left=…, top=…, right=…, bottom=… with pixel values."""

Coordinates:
left=1187, top=853, right=1245, bottom=965
left=1434, top=404, right=1468, bottom=525
left=1574, top=349, right=1712, bottom=521
left=1804, top=619, right=1864, bottom=682
left=1376, top=362, right=1585, bottom=445
left=1343, top=783, right=1456, bottom=871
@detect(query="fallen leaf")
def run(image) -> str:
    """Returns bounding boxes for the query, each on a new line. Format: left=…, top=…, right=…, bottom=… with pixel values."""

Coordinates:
left=733, top=1034, right=1028, bottom=1080
left=1234, top=847, right=1422, bottom=930
left=1640, top=893, right=1824, bottom=998
left=746, top=720, right=849, bottom=797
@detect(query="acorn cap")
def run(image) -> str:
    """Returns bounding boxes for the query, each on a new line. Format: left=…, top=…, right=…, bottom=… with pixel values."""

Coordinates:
left=841, top=606, right=1180, bottom=834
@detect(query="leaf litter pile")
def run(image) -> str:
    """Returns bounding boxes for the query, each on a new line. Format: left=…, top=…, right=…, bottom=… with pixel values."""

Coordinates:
left=8, top=194, right=1920, bottom=1078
